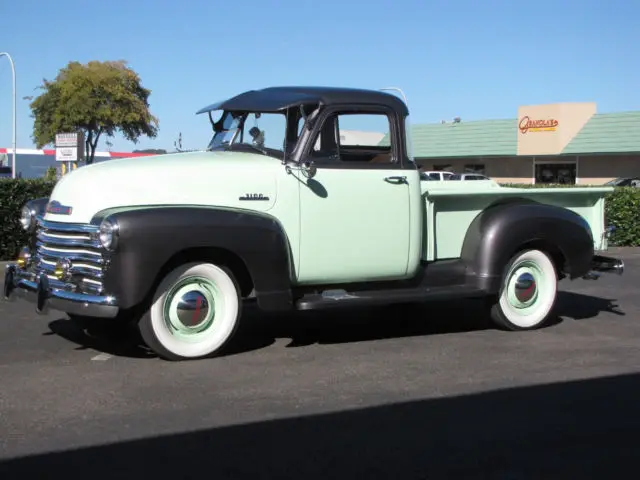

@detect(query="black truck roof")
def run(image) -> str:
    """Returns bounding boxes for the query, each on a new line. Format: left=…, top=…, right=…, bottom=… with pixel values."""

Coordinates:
left=196, top=86, right=409, bottom=116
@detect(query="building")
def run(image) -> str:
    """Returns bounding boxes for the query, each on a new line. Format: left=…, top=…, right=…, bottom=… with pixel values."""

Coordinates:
left=340, top=130, right=386, bottom=145
left=4, top=103, right=640, bottom=184
left=0, top=148, right=155, bottom=178
left=408, top=102, right=640, bottom=185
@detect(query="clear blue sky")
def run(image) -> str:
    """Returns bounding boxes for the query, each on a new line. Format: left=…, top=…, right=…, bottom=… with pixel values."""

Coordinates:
left=1, top=0, right=638, bottom=152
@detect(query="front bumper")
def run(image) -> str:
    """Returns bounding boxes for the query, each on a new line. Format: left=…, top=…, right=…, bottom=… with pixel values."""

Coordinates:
left=3, top=263, right=119, bottom=318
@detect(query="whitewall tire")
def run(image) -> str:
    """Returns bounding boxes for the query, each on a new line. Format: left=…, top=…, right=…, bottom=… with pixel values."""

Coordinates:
left=138, top=262, right=242, bottom=361
left=489, top=249, right=558, bottom=331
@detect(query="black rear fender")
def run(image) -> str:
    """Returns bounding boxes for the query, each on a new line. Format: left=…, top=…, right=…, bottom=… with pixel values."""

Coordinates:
left=94, top=207, right=295, bottom=312
left=461, top=200, right=594, bottom=292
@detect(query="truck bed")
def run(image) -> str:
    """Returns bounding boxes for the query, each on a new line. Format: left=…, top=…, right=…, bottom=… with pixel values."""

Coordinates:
left=421, top=180, right=612, bottom=261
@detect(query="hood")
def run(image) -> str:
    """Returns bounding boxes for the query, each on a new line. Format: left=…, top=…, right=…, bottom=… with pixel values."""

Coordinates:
left=44, top=150, right=281, bottom=223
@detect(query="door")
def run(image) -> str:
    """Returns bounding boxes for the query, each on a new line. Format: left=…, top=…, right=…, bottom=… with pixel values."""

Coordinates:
left=293, top=108, right=413, bottom=285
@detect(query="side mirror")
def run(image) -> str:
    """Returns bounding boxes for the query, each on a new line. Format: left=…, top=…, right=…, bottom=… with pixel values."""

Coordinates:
left=302, top=161, right=317, bottom=179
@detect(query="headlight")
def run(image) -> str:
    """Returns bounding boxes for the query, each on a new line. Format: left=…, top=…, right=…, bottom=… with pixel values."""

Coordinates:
left=98, top=217, right=119, bottom=251
left=19, top=204, right=35, bottom=231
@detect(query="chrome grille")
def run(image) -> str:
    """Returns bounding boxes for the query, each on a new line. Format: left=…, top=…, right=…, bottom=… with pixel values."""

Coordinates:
left=33, top=219, right=106, bottom=295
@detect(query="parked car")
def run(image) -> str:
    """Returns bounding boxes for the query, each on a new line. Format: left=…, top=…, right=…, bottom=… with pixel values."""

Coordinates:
left=448, top=173, right=491, bottom=181
left=4, top=85, right=624, bottom=361
left=420, top=170, right=454, bottom=181
left=604, top=177, right=640, bottom=187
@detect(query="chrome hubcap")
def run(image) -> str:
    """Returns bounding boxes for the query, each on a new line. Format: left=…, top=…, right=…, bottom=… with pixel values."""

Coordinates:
left=162, top=276, right=221, bottom=340
left=514, top=272, right=536, bottom=303
left=506, top=260, right=543, bottom=311
left=176, top=290, right=210, bottom=328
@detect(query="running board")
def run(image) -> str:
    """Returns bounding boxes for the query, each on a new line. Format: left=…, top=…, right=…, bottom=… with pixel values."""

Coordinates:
left=295, top=284, right=484, bottom=311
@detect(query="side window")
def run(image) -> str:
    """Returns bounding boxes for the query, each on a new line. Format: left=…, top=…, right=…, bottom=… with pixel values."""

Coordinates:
left=243, top=113, right=286, bottom=151
left=310, top=111, right=394, bottom=164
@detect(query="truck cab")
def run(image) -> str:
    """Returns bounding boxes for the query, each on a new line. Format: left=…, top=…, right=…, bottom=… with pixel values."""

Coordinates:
left=4, top=86, right=624, bottom=361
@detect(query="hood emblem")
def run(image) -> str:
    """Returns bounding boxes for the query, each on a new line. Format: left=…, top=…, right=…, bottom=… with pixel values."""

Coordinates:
left=46, top=201, right=73, bottom=215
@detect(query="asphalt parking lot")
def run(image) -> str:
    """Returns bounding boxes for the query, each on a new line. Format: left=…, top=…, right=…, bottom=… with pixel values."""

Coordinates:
left=0, top=249, right=639, bottom=479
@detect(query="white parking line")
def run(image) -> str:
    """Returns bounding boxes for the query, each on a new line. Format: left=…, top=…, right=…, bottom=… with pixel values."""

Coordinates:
left=91, top=353, right=112, bottom=361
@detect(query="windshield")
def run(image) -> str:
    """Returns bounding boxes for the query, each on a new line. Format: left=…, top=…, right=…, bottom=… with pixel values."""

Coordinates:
left=207, top=110, right=287, bottom=159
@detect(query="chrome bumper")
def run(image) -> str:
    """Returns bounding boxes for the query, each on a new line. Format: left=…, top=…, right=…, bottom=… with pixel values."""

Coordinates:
left=3, top=263, right=119, bottom=318
left=582, top=254, right=625, bottom=280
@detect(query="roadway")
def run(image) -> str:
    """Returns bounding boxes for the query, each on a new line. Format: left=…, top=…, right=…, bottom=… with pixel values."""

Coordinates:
left=0, top=249, right=639, bottom=479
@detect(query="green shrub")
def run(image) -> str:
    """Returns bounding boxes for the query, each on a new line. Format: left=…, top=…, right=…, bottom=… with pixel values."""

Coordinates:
left=0, top=178, right=56, bottom=260
left=600, top=187, right=640, bottom=247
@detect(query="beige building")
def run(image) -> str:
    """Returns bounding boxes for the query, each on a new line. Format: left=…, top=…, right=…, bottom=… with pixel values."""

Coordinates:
left=408, top=102, right=640, bottom=185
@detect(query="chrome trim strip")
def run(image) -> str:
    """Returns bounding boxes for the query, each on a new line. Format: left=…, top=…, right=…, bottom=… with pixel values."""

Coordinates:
left=37, top=217, right=100, bottom=233
left=36, top=231, right=102, bottom=248
left=35, top=258, right=105, bottom=280
left=36, top=243, right=105, bottom=264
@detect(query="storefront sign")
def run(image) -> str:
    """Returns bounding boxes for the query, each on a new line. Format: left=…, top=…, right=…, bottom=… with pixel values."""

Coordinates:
left=55, top=132, right=85, bottom=162
left=518, top=116, right=559, bottom=134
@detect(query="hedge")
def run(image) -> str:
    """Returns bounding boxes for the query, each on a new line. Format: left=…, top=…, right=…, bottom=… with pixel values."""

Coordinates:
left=0, top=178, right=56, bottom=260
left=1, top=179, right=639, bottom=260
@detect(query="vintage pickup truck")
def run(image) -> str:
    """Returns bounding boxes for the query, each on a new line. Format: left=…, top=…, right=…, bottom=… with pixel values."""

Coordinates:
left=3, top=86, right=624, bottom=361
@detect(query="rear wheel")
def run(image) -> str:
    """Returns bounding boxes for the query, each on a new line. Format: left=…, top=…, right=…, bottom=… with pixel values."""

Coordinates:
left=489, top=249, right=558, bottom=331
left=138, top=262, right=242, bottom=361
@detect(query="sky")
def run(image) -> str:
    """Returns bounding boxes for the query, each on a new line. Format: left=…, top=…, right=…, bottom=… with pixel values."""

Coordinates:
left=0, top=0, right=638, bottom=153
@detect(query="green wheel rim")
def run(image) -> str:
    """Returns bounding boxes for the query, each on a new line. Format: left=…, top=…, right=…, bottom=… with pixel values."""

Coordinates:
left=162, top=275, right=223, bottom=342
left=505, top=260, right=544, bottom=315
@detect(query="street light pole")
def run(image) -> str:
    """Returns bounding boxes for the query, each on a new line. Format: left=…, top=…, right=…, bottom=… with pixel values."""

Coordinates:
left=0, top=52, right=17, bottom=179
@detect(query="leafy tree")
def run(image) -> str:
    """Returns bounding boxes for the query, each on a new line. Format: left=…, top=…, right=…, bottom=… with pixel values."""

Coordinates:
left=29, top=60, right=159, bottom=164
left=44, top=166, right=58, bottom=181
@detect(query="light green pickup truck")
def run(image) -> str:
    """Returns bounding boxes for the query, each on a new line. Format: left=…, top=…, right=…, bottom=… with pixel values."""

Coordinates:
left=3, top=86, right=624, bottom=361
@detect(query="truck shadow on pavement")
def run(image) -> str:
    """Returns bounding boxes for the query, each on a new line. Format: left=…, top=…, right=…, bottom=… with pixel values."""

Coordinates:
left=44, top=290, right=624, bottom=360
left=0, top=371, right=638, bottom=479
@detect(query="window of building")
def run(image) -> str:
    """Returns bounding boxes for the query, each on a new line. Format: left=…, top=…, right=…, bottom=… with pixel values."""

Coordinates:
left=464, top=164, right=486, bottom=174
left=535, top=162, right=576, bottom=185
left=433, top=164, right=452, bottom=171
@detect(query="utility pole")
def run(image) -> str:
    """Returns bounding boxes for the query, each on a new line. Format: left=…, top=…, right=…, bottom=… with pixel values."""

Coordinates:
left=0, top=52, right=17, bottom=179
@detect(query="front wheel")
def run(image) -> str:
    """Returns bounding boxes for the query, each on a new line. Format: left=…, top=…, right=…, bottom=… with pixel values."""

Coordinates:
left=138, top=262, right=242, bottom=361
left=489, top=249, right=558, bottom=331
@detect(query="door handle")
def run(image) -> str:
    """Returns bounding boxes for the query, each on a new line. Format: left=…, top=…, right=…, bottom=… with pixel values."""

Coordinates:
left=384, top=176, right=407, bottom=184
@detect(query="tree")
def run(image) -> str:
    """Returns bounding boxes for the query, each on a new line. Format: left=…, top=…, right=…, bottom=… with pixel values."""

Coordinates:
left=29, top=60, right=159, bottom=164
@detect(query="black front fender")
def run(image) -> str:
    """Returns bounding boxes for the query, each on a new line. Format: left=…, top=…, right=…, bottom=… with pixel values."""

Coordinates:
left=94, top=207, right=295, bottom=312
left=461, top=200, right=594, bottom=292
